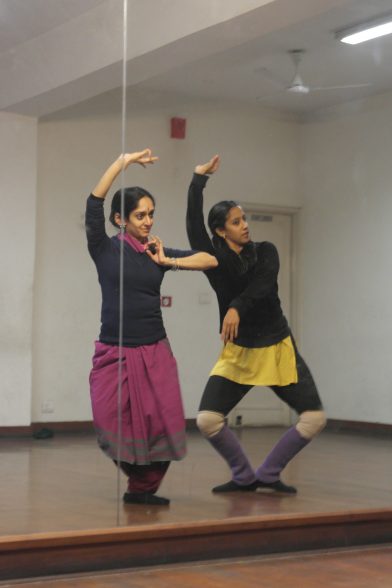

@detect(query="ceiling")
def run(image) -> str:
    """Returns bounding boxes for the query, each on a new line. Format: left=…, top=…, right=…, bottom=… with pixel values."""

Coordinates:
left=138, top=0, right=392, bottom=115
left=1, top=0, right=392, bottom=117
left=0, top=0, right=106, bottom=54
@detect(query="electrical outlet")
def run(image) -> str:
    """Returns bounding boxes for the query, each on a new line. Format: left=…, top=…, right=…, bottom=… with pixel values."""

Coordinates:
left=41, top=400, right=54, bottom=414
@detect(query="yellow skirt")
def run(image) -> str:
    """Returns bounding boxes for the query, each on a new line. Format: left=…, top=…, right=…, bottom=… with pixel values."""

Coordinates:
left=210, top=336, right=298, bottom=387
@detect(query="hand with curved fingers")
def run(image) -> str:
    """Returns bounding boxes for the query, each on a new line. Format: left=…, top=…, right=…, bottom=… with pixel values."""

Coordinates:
left=92, top=149, right=159, bottom=199
left=145, top=236, right=172, bottom=266
left=221, top=307, right=240, bottom=343
left=118, top=149, right=159, bottom=169
left=195, top=154, right=220, bottom=176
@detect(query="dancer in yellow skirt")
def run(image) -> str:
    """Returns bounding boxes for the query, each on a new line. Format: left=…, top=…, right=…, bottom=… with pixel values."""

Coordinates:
left=186, top=155, right=326, bottom=494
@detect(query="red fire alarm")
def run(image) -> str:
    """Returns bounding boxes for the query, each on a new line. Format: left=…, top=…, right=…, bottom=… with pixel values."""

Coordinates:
left=170, top=117, right=186, bottom=139
left=161, top=296, right=172, bottom=308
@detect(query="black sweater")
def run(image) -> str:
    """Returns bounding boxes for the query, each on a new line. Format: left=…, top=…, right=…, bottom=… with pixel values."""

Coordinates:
left=86, top=194, right=193, bottom=346
left=186, top=174, right=290, bottom=348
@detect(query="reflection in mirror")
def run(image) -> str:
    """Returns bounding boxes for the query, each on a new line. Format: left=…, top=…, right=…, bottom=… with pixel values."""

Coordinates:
left=118, top=0, right=392, bottom=524
left=1, top=0, right=392, bottom=543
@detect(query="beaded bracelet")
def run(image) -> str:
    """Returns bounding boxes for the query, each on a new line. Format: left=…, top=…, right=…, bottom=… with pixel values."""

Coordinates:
left=170, top=258, right=180, bottom=271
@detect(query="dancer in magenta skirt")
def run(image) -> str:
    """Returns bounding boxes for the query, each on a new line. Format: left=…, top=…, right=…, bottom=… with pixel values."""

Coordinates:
left=86, top=149, right=217, bottom=505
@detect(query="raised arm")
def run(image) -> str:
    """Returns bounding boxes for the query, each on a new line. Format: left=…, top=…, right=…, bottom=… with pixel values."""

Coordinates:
left=92, top=150, right=158, bottom=199
left=86, top=150, right=158, bottom=255
left=186, top=155, right=220, bottom=255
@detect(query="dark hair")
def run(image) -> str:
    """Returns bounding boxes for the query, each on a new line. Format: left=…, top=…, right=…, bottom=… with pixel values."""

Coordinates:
left=208, top=200, right=239, bottom=247
left=208, top=200, right=256, bottom=276
left=109, top=187, right=155, bottom=228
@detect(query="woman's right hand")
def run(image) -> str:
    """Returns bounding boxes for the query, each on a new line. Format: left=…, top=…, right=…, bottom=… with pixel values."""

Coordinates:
left=117, top=149, right=159, bottom=169
left=221, top=307, right=240, bottom=343
left=195, top=154, right=220, bottom=175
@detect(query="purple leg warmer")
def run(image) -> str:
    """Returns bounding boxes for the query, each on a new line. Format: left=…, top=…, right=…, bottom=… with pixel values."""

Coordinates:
left=256, top=426, right=309, bottom=483
left=208, top=425, right=256, bottom=485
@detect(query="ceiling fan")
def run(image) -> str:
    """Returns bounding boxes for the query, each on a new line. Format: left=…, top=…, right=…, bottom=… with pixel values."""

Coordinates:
left=256, top=49, right=370, bottom=96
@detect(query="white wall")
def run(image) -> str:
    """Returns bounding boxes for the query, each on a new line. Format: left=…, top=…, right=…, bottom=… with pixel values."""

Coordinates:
left=0, top=112, right=37, bottom=425
left=32, top=96, right=300, bottom=422
left=299, top=91, right=392, bottom=424
left=4, top=89, right=392, bottom=427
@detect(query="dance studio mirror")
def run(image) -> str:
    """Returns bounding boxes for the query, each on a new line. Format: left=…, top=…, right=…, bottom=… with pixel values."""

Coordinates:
left=1, top=0, right=392, bottom=539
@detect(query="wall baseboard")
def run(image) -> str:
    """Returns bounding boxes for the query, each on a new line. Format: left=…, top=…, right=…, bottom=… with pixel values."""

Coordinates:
left=0, top=418, right=391, bottom=438
left=0, top=421, right=94, bottom=437
left=0, top=419, right=199, bottom=438
left=326, top=418, right=392, bottom=437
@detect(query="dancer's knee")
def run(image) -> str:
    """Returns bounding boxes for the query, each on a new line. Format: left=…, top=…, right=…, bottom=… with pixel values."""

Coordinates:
left=296, top=410, right=326, bottom=440
left=197, top=410, right=225, bottom=438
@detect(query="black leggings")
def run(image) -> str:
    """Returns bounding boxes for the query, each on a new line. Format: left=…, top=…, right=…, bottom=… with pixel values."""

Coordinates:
left=199, top=351, right=322, bottom=417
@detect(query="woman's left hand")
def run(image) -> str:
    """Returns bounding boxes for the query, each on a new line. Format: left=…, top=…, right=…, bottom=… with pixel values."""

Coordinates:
left=145, top=236, right=172, bottom=266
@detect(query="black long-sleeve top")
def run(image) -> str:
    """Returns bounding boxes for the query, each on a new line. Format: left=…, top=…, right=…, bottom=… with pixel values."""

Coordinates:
left=86, top=194, right=193, bottom=346
left=186, top=174, right=290, bottom=348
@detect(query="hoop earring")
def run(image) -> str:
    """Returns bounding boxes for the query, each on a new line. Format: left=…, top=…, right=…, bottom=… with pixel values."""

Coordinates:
left=119, top=223, right=126, bottom=232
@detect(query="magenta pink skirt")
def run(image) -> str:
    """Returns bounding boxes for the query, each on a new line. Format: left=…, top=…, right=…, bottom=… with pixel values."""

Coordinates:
left=89, top=338, right=186, bottom=465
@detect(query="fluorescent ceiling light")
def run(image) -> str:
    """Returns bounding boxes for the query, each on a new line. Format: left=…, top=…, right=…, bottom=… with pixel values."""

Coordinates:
left=337, top=14, right=392, bottom=45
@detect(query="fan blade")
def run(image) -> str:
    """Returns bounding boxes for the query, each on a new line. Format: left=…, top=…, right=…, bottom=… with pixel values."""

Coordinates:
left=287, top=84, right=310, bottom=94
left=309, top=83, right=371, bottom=91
